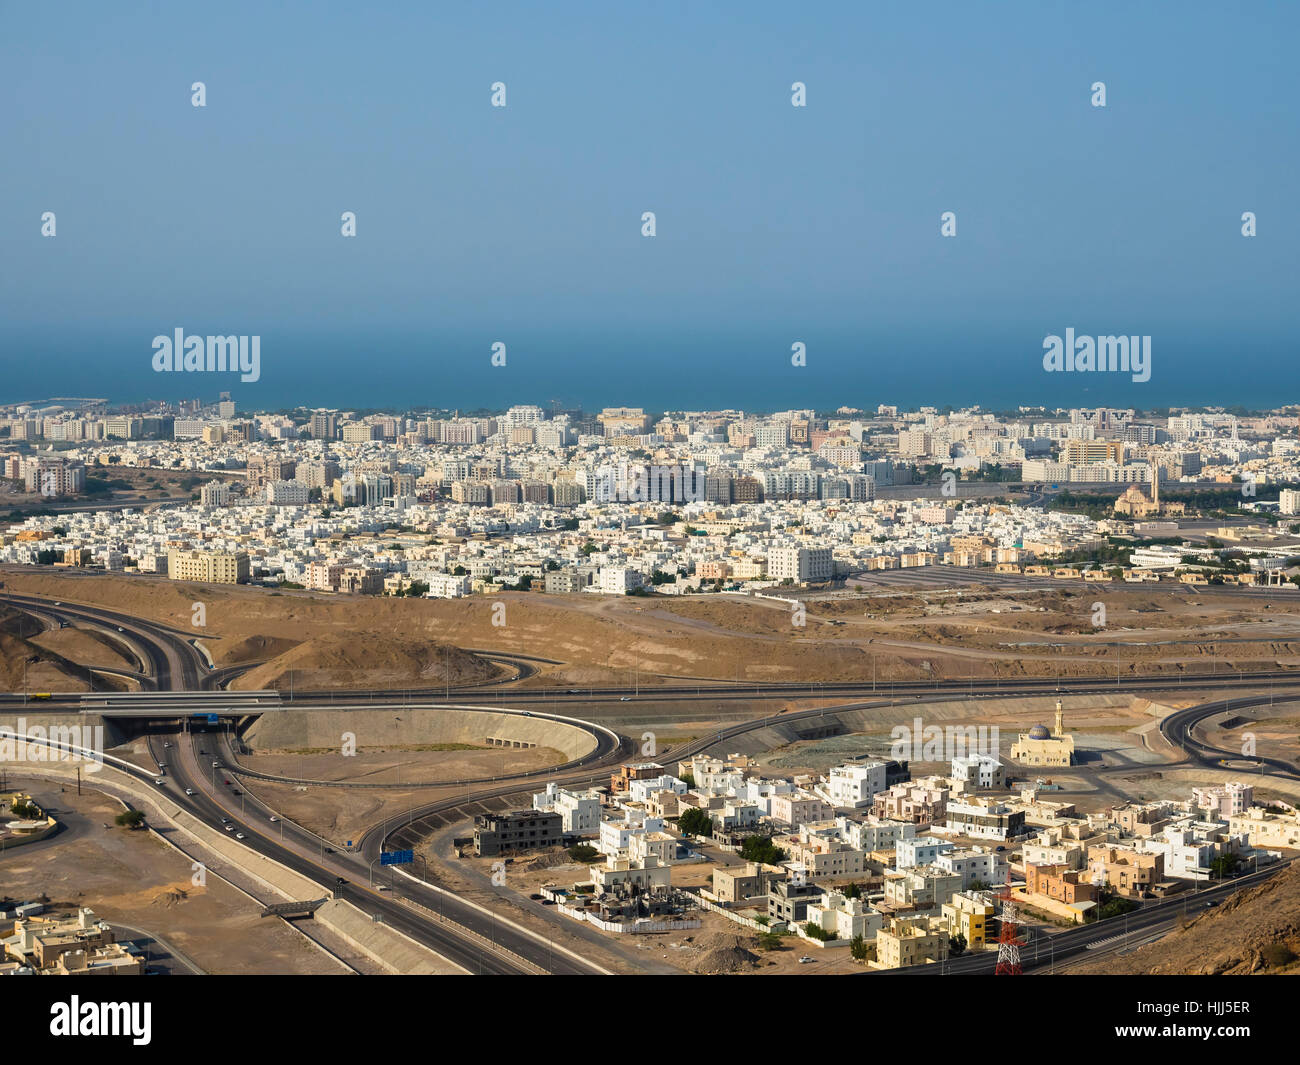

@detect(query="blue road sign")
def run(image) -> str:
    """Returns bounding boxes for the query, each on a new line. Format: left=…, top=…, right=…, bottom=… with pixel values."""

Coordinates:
left=207, top=714, right=220, bottom=724
left=380, top=849, right=414, bottom=866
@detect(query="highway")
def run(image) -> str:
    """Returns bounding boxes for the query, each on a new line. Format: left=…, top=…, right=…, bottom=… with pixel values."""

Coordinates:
left=252, top=669, right=1300, bottom=714
left=12, top=682, right=1297, bottom=976
left=7, top=585, right=1300, bottom=975
left=1160, top=693, right=1300, bottom=778
left=149, top=721, right=607, bottom=974
left=1, top=591, right=209, bottom=692
left=8, top=586, right=1300, bottom=709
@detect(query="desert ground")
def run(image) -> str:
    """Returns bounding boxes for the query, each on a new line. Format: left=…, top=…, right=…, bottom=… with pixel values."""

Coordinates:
left=4, top=568, right=1300, bottom=694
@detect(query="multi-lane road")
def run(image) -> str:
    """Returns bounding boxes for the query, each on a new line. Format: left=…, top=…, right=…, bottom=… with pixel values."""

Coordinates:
left=7, top=587, right=1300, bottom=975
left=145, top=721, right=603, bottom=974
left=1, top=590, right=209, bottom=692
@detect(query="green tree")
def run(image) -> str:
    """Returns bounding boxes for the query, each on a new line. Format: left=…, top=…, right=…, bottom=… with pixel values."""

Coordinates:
left=1209, top=854, right=1239, bottom=879
left=739, top=835, right=786, bottom=865
left=849, top=934, right=868, bottom=961
left=115, top=809, right=146, bottom=829
left=802, top=921, right=835, bottom=942
left=677, top=808, right=714, bottom=837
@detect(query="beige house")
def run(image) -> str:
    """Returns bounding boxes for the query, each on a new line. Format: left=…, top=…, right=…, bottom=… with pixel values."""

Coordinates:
left=1229, top=807, right=1300, bottom=850
left=876, top=915, right=949, bottom=969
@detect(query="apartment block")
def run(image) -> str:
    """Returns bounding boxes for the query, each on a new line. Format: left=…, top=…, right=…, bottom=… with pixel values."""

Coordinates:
left=473, top=810, right=563, bottom=856
left=167, top=547, right=249, bottom=584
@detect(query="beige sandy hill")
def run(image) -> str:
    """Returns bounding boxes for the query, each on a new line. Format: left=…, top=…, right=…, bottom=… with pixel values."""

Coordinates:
left=29, top=624, right=137, bottom=673
left=220, top=634, right=298, bottom=665
left=7, top=569, right=1300, bottom=690
left=235, top=634, right=502, bottom=691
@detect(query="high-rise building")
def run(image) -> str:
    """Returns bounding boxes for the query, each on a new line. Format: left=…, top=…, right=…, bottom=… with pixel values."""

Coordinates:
left=310, top=412, right=338, bottom=440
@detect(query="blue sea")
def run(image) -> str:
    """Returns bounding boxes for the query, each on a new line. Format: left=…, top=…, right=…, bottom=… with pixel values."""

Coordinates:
left=2, top=324, right=1292, bottom=414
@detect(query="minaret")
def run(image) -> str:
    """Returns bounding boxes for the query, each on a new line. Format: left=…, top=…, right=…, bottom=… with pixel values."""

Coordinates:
left=1053, top=699, right=1064, bottom=738
left=1151, top=463, right=1159, bottom=508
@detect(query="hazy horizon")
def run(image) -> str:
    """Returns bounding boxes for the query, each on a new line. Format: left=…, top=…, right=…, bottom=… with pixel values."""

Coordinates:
left=4, top=2, right=1297, bottom=409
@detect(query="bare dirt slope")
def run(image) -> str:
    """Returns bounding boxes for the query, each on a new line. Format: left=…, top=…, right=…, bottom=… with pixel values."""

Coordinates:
left=0, top=606, right=98, bottom=692
left=237, top=633, right=501, bottom=691
left=5, top=568, right=1300, bottom=691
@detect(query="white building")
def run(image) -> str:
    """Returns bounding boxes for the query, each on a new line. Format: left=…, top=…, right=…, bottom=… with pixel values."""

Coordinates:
left=533, top=783, right=603, bottom=834
left=896, top=836, right=954, bottom=869
left=767, top=545, right=833, bottom=584
left=599, top=814, right=664, bottom=855
left=266, top=479, right=310, bottom=505
left=803, top=891, right=882, bottom=943
left=424, top=573, right=473, bottom=598
left=1192, top=782, right=1254, bottom=820
left=945, top=799, right=1024, bottom=841
left=934, top=847, right=1003, bottom=889
left=836, top=816, right=917, bottom=853
left=951, top=754, right=1006, bottom=790
left=597, top=566, right=644, bottom=595
left=1135, top=827, right=1237, bottom=881
left=825, top=762, right=888, bottom=809
left=628, top=774, right=689, bottom=802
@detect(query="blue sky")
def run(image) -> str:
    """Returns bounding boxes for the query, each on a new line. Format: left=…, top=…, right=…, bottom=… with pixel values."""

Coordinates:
left=2, top=2, right=1297, bottom=410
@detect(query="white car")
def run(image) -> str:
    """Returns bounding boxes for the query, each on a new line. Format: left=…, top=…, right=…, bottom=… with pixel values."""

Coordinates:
left=224, top=824, right=234, bottom=832
left=268, top=816, right=279, bottom=823
left=184, top=788, right=195, bottom=796
left=154, top=778, right=165, bottom=785
left=619, top=696, right=631, bottom=702
left=212, top=761, right=220, bottom=768
left=235, top=832, right=245, bottom=840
